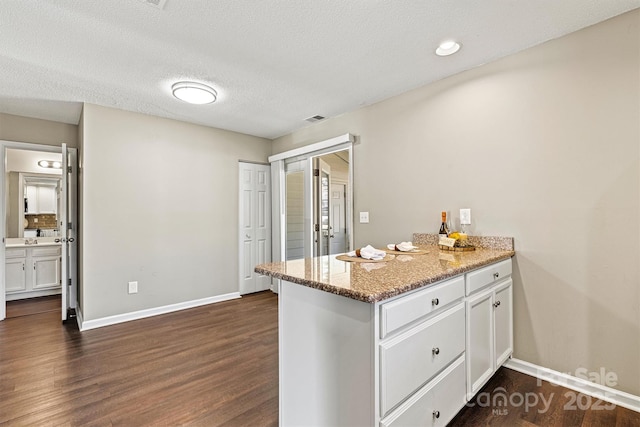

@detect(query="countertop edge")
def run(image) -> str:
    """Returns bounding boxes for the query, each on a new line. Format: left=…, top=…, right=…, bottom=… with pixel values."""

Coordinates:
left=256, top=250, right=515, bottom=304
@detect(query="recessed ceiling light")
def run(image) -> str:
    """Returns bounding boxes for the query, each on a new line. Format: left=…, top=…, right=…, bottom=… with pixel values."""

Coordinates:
left=171, top=81, right=217, bottom=105
left=435, top=40, right=461, bottom=57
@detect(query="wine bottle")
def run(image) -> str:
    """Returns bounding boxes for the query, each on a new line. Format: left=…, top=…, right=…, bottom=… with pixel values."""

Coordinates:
left=439, top=211, right=450, bottom=238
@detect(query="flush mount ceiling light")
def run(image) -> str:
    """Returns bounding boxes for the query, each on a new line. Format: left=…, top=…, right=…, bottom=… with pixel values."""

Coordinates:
left=171, top=81, right=217, bottom=105
left=38, top=160, right=62, bottom=169
left=435, top=40, right=461, bottom=56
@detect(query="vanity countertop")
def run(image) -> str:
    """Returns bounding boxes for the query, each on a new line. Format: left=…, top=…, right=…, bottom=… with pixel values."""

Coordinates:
left=255, top=235, right=515, bottom=303
left=5, top=238, right=62, bottom=248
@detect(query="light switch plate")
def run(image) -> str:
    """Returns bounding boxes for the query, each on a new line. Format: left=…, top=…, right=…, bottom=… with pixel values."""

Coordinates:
left=359, top=212, right=369, bottom=223
left=460, top=208, right=471, bottom=225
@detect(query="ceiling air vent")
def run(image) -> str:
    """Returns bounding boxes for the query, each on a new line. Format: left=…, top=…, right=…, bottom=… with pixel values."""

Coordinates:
left=305, top=115, right=326, bottom=123
left=138, top=0, right=167, bottom=10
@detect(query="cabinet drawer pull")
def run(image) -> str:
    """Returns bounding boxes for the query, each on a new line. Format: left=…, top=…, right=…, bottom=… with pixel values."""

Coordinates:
left=432, top=347, right=440, bottom=355
left=431, top=298, right=439, bottom=306
left=22, top=263, right=25, bottom=271
left=493, top=272, right=500, bottom=279
left=433, top=410, right=440, bottom=419
left=493, top=301, right=501, bottom=308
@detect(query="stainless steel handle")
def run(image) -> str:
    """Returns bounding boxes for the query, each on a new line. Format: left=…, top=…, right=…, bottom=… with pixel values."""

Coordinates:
left=432, top=347, right=440, bottom=355
left=433, top=410, right=440, bottom=419
left=493, top=272, right=500, bottom=279
left=432, top=298, right=439, bottom=306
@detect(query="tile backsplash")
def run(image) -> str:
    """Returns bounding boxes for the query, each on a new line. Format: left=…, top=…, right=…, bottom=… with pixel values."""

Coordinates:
left=25, top=214, right=58, bottom=230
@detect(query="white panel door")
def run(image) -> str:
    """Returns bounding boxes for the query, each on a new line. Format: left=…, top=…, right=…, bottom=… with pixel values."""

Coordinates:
left=60, top=143, right=68, bottom=321
left=239, top=163, right=271, bottom=295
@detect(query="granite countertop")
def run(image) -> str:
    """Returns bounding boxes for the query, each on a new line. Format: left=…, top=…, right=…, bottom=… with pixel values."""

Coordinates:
left=255, top=235, right=515, bottom=303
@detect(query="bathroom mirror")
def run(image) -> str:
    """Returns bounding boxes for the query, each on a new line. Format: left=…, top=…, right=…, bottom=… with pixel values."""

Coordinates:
left=5, top=149, right=62, bottom=239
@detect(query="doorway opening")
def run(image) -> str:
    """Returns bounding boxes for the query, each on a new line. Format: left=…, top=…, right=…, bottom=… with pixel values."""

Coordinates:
left=312, top=150, right=349, bottom=257
left=0, top=142, right=78, bottom=323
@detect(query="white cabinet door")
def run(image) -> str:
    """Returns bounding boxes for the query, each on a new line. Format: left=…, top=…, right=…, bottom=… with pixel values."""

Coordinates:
left=6, top=258, right=27, bottom=292
left=466, top=278, right=514, bottom=398
left=25, top=185, right=38, bottom=213
left=32, top=255, right=61, bottom=289
left=466, top=288, right=494, bottom=398
left=494, top=279, right=513, bottom=368
left=37, top=185, right=57, bottom=214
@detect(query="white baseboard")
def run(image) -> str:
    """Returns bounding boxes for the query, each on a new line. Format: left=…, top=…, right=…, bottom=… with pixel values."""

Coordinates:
left=78, top=292, right=241, bottom=331
left=505, top=358, right=640, bottom=413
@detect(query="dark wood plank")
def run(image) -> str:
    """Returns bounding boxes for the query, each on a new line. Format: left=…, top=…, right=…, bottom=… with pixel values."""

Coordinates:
left=5, top=295, right=61, bottom=318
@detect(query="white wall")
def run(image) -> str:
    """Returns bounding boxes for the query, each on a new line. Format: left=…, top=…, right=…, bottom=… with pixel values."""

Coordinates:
left=272, top=11, right=640, bottom=396
left=80, top=104, right=271, bottom=321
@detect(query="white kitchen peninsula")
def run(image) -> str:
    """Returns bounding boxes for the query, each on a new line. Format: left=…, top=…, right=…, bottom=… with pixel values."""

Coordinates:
left=256, top=235, right=515, bottom=426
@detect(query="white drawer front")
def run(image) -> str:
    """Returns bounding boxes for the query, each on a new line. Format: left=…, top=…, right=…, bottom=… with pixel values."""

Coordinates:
left=466, top=258, right=512, bottom=296
left=380, top=276, right=464, bottom=338
left=380, top=303, right=465, bottom=416
left=32, top=247, right=61, bottom=257
left=381, top=356, right=466, bottom=427
left=6, top=248, right=27, bottom=259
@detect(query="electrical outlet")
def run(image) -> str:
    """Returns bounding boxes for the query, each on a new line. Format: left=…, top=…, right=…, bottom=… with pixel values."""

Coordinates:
left=359, top=212, right=369, bottom=223
left=460, top=208, right=471, bottom=225
left=128, top=281, right=138, bottom=294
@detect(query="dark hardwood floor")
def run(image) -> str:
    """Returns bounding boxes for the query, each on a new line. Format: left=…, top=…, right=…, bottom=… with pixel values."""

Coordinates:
left=1, top=291, right=638, bottom=426
left=451, top=367, right=640, bottom=427
left=6, top=295, right=61, bottom=318
left=0, top=291, right=278, bottom=426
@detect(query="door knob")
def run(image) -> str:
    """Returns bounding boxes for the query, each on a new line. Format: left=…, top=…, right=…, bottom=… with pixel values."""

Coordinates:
left=246, top=234, right=251, bottom=239
left=68, top=237, right=75, bottom=243
left=433, top=410, right=440, bottom=419
left=432, top=298, right=439, bottom=306
left=432, top=347, right=440, bottom=355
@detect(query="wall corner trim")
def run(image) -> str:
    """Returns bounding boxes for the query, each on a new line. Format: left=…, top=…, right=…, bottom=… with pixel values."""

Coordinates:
left=505, top=358, right=640, bottom=413
left=78, top=292, right=241, bottom=331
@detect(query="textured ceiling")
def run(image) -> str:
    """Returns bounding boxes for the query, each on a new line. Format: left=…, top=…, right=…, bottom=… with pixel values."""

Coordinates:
left=0, top=0, right=638, bottom=139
